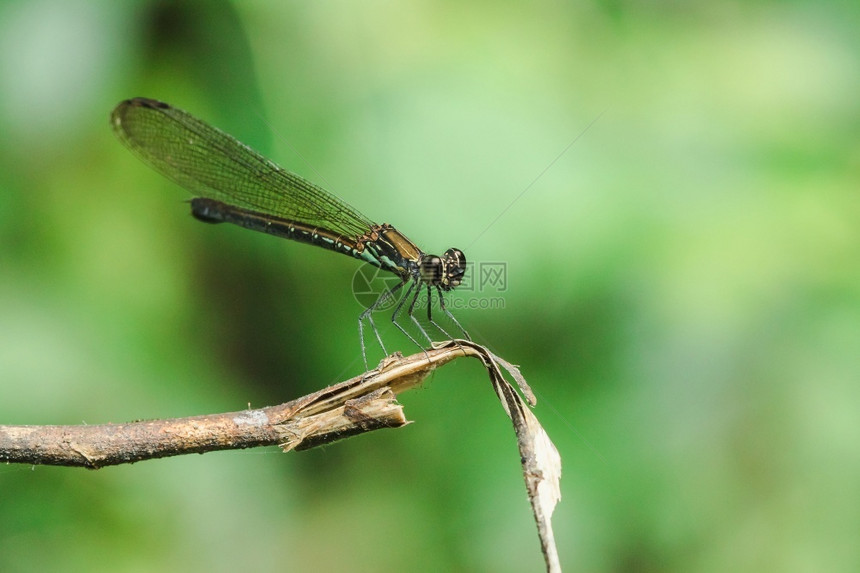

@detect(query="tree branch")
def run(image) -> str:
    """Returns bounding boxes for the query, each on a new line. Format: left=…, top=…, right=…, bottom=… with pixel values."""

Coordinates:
left=0, top=345, right=466, bottom=469
left=2, top=340, right=562, bottom=572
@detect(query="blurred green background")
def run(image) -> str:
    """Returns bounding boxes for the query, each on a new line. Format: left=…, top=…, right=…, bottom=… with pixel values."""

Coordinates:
left=1, top=1, right=859, bottom=571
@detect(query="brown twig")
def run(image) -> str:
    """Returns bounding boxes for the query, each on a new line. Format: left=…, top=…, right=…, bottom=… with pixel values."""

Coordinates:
left=1, top=340, right=562, bottom=572
left=0, top=345, right=466, bottom=469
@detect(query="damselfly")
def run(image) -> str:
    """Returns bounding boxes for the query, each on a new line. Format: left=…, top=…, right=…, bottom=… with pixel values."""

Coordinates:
left=111, top=98, right=469, bottom=367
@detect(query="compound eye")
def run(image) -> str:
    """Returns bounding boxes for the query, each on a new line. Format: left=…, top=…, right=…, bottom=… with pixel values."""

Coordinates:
left=444, top=248, right=465, bottom=266
left=443, top=248, right=466, bottom=290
